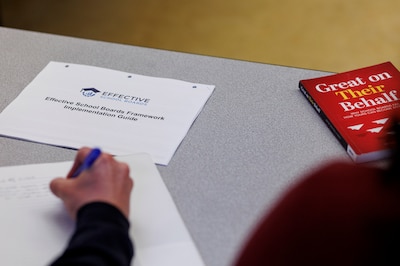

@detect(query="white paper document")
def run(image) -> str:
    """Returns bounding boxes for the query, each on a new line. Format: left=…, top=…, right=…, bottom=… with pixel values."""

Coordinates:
left=0, top=154, right=204, bottom=266
left=0, top=62, right=215, bottom=165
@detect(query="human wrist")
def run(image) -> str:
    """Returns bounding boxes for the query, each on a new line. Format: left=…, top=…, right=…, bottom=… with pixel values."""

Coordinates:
left=77, top=202, right=130, bottom=229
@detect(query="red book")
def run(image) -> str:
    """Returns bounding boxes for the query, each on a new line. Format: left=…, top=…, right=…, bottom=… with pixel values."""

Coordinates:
left=299, top=62, right=400, bottom=163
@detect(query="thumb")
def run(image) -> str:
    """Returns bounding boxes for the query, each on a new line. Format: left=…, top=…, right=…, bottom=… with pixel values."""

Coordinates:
left=49, top=177, right=70, bottom=199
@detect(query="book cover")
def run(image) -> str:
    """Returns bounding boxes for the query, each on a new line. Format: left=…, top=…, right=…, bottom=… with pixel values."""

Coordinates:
left=299, top=62, right=400, bottom=163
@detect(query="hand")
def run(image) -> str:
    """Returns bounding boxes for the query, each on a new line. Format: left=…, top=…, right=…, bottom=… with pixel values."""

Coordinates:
left=50, top=147, right=134, bottom=219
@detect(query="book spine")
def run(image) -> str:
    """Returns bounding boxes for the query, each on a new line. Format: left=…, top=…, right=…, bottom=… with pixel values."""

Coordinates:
left=299, top=81, right=349, bottom=150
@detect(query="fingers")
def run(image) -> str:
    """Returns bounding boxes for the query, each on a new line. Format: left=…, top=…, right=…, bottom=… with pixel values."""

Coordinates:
left=66, top=147, right=93, bottom=178
left=50, top=147, right=134, bottom=219
left=49, top=177, right=70, bottom=199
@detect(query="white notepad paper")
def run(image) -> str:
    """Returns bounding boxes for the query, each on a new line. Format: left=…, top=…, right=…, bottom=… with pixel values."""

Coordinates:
left=0, top=154, right=204, bottom=266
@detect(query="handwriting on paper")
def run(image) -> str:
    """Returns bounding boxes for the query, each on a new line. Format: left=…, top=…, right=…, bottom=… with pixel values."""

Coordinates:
left=0, top=175, right=53, bottom=205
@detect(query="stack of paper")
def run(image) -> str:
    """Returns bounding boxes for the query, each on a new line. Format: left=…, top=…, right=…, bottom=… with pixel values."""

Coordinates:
left=0, top=62, right=215, bottom=165
left=0, top=154, right=204, bottom=266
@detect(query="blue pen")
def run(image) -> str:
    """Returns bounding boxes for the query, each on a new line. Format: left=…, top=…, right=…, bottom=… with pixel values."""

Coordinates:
left=71, top=148, right=102, bottom=178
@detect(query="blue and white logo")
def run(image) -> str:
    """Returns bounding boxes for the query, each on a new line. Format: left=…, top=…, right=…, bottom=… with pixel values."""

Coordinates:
left=81, top=88, right=100, bottom=97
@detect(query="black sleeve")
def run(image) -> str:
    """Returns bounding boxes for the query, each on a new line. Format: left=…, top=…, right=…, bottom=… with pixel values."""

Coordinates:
left=50, top=202, right=134, bottom=266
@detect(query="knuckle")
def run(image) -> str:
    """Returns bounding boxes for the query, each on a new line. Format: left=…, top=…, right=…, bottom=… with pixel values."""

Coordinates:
left=120, top=162, right=130, bottom=174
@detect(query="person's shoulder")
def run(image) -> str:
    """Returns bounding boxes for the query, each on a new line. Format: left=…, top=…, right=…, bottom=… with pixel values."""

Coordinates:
left=303, top=160, right=383, bottom=185
left=283, top=160, right=387, bottom=206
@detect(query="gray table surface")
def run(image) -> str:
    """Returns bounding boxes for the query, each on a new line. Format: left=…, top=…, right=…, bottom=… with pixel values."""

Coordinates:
left=0, top=27, right=348, bottom=266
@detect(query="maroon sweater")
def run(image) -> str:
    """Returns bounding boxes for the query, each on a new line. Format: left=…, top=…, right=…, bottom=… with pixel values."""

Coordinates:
left=235, top=161, right=400, bottom=266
